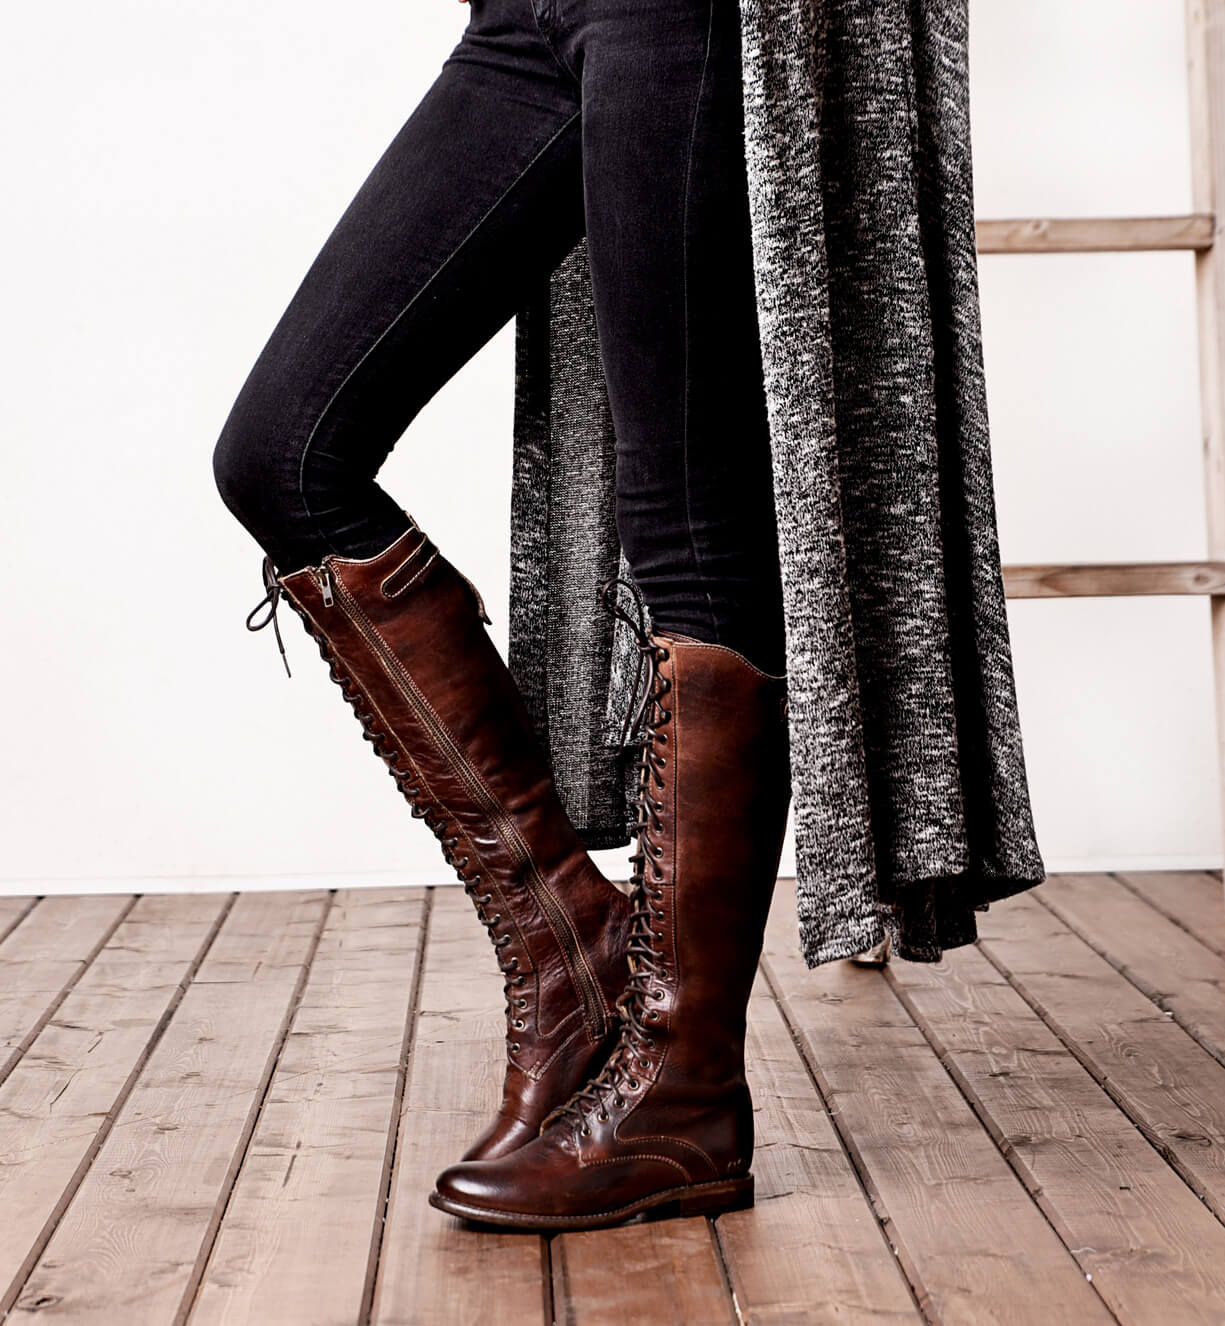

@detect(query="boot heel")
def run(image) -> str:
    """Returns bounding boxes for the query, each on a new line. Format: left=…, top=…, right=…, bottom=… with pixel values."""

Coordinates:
left=676, top=1175, right=755, bottom=1217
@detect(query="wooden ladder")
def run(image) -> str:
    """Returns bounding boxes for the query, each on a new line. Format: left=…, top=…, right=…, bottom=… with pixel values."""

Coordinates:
left=989, top=0, right=1225, bottom=883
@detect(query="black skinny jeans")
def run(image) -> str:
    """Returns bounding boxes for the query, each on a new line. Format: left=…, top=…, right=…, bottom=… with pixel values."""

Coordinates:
left=212, top=0, right=786, bottom=675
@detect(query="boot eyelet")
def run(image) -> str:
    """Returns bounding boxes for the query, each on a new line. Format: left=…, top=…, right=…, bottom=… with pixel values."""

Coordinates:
left=638, top=1057, right=648, bottom=1068
left=514, top=974, right=526, bottom=985
left=580, top=1125, right=591, bottom=1137
left=511, top=1041, right=521, bottom=1052
left=516, top=998, right=527, bottom=1008
left=627, top=1078, right=639, bottom=1090
left=513, top=1018, right=526, bottom=1029
left=598, top=1111, right=609, bottom=1122
left=646, top=1039, right=655, bottom=1048
left=614, top=1096, right=625, bottom=1108
left=490, top=913, right=501, bottom=925
left=647, top=1010, right=659, bottom=1020
left=653, top=990, right=665, bottom=999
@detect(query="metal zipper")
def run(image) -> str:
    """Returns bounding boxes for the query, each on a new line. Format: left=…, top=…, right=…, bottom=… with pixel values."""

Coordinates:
left=311, top=561, right=608, bottom=1040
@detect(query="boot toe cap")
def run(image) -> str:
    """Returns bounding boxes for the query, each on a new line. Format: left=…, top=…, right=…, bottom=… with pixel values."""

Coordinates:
left=430, top=1157, right=523, bottom=1222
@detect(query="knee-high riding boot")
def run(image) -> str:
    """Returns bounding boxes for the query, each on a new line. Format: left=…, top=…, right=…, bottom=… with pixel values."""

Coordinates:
left=428, top=579, right=792, bottom=1228
left=248, top=520, right=632, bottom=1161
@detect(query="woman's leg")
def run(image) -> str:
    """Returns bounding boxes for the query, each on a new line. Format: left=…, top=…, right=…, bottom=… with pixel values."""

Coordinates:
left=578, top=0, right=787, bottom=675
left=213, top=0, right=587, bottom=574
left=212, top=0, right=635, bottom=1164
left=430, top=0, right=794, bottom=1230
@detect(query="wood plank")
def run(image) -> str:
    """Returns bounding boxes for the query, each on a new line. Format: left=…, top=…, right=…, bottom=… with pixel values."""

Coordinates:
left=889, top=940, right=1225, bottom=1324
left=716, top=975, right=919, bottom=1323
left=371, top=887, right=545, bottom=1326
left=1114, top=870, right=1225, bottom=960
left=10, top=889, right=329, bottom=1324
left=0, top=894, right=135, bottom=1085
left=1186, top=0, right=1225, bottom=859
left=977, top=891, right=1225, bottom=1222
left=1001, top=560, right=1225, bottom=598
left=976, top=214, right=1214, bottom=253
left=188, top=889, right=426, bottom=1326
left=762, top=882, right=1111, bottom=1326
left=0, top=896, right=37, bottom=945
left=555, top=1220, right=734, bottom=1325
left=1032, top=874, right=1225, bottom=1068
left=0, top=892, right=230, bottom=1315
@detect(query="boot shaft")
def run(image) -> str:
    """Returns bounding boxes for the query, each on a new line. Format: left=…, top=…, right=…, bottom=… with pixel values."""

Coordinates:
left=654, top=632, right=791, bottom=1032
left=275, top=523, right=631, bottom=1057
left=622, top=631, right=791, bottom=1126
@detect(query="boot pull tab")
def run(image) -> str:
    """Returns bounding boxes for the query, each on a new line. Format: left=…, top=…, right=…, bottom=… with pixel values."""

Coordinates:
left=459, top=570, right=492, bottom=625
left=379, top=532, right=492, bottom=625
left=245, top=554, right=292, bottom=678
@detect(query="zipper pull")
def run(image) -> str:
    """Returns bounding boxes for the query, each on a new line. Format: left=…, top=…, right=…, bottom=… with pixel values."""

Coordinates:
left=316, top=567, right=335, bottom=607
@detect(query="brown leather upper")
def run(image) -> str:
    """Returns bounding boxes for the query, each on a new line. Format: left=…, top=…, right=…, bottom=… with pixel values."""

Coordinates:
left=276, top=522, right=632, bottom=1160
left=431, top=628, right=792, bottom=1222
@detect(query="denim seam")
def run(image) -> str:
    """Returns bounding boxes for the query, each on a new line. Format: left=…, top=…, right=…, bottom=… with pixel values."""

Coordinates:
left=296, top=106, right=584, bottom=553
left=526, top=0, right=581, bottom=88
left=680, top=1, right=720, bottom=643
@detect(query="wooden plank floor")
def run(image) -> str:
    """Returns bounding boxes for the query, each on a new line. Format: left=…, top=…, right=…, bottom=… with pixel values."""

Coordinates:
left=0, top=873, right=1222, bottom=1324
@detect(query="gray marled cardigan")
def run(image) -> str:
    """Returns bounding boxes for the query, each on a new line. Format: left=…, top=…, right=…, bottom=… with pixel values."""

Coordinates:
left=506, top=0, right=1046, bottom=968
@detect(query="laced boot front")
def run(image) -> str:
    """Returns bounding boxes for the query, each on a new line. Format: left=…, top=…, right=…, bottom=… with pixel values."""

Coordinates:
left=246, top=521, right=632, bottom=1161
left=429, top=578, right=792, bottom=1229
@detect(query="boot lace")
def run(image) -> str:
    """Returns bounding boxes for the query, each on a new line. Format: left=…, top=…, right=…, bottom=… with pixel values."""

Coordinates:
left=542, top=577, right=673, bottom=1135
left=245, top=556, right=527, bottom=1042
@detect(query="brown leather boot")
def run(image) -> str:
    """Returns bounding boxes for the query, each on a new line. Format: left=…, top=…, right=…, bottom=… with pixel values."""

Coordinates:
left=428, top=579, right=791, bottom=1228
left=248, top=520, right=632, bottom=1161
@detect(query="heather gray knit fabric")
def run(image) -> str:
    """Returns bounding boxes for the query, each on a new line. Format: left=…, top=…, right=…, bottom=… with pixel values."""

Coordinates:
left=506, top=0, right=1046, bottom=968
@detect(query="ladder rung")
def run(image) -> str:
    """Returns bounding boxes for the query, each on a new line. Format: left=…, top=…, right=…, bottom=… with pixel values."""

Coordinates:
left=977, top=215, right=1214, bottom=254
left=1003, top=561, right=1225, bottom=598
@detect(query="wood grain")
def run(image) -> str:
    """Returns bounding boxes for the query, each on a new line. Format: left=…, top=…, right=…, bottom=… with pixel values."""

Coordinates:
left=0, top=896, right=37, bottom=945
left=763, top=883, right=1110, bottom=1325
left=1032, top=874, right=1225, bottom=1067
left=977, top=891, right=1225, bottom=1221
left=0, top=894, right=134, bottom=1085
left=1001, top=561, right=1225, bottom=599
left=188, top=889, right=426, bottom=1326
left=716, top=974, right=919, bottom=1324
left=370, top=887, right=545, bottom=1326
left=0, top=892, right=230, bottom=1315
left=1114, top=871, right=1225, bottom=958
left=890, top=936, right=1225, bottom=1324
left=11, top=890, right=329, bottom=1324
left=555, top=1219, right=733, bottom=1325
left=975, top=215, right=1214, bottom=253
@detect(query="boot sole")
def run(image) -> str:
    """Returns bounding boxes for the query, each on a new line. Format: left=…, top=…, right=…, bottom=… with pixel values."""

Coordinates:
left=428, top=1174, right=754, bottom=1231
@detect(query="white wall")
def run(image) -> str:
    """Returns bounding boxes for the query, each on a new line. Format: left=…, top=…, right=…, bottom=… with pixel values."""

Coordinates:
left=0, top=0, right=1217, bottom=895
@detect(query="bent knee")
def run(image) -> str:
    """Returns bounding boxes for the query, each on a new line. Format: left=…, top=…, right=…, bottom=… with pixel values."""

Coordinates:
left=212, top=405, right=301, bottom=528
